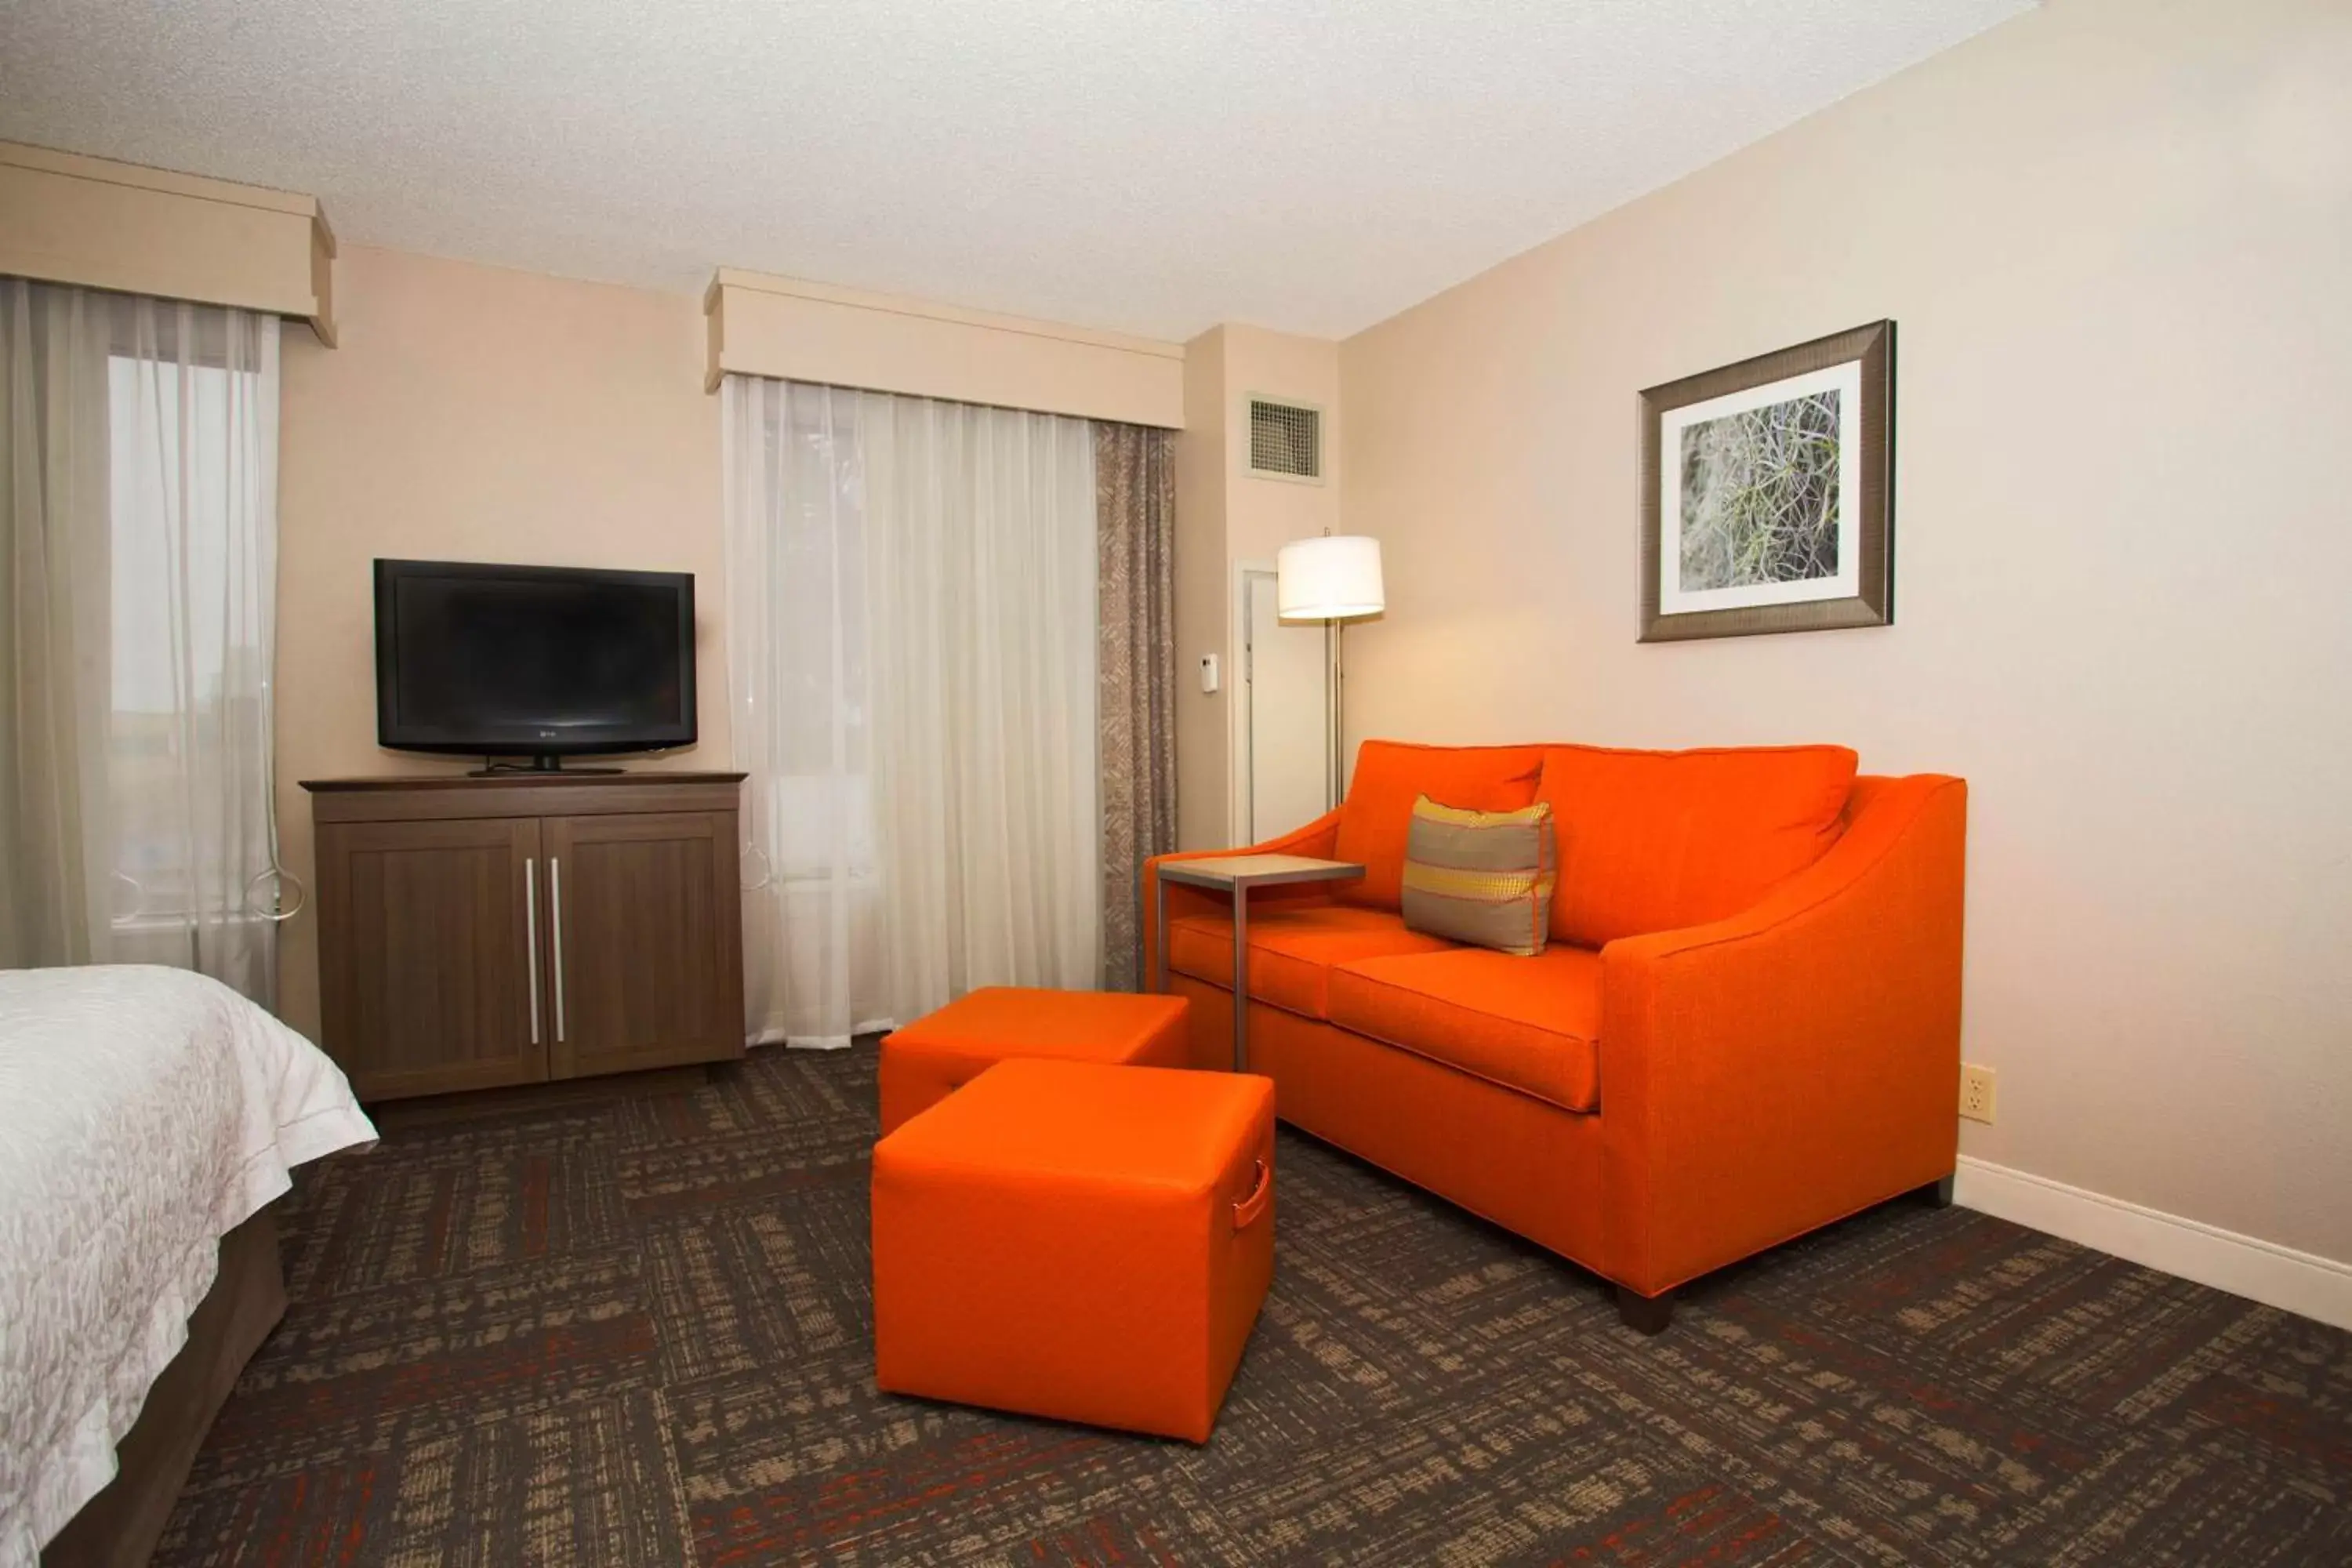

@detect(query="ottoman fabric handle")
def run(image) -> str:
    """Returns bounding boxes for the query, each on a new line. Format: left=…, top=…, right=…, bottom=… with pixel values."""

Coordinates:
left=1232, top=1157, right=1272, bottom=1230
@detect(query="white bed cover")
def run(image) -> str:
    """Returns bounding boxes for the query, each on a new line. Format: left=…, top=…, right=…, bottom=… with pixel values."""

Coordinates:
left=0, top=966, right=376, bottom=1565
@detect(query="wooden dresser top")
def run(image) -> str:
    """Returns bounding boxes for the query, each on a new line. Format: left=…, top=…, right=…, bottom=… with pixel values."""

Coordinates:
left=302, top=771, right=746, bottom=824
left=302, top=771, right=747, bottom=792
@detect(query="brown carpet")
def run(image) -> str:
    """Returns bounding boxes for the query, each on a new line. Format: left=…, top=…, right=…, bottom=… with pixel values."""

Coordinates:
left=155, top=1044, right=2350, bottom=1566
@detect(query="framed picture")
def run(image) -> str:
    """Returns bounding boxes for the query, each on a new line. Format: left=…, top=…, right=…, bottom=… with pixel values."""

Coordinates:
left=1639, top=320, right=1893, bottom=641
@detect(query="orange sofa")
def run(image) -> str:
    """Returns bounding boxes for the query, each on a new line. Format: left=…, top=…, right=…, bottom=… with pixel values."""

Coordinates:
left=1143, top=739, right=1967, bottom=1332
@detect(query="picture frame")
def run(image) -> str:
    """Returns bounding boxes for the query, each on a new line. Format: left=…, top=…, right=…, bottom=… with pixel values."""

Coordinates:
left=1639, top=320, right=1893, bottom=641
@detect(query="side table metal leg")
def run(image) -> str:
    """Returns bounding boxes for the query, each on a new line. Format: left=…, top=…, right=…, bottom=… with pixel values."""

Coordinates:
left=1231, top=885, right=1249, bottom=1073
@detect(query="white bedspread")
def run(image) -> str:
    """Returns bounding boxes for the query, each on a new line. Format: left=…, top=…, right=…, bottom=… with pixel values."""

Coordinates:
left=0, top=966, right=376, bottom=1566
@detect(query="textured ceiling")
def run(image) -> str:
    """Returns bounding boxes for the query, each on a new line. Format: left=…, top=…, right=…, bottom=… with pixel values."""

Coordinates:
left=0, top=1, right=2032, bottom=339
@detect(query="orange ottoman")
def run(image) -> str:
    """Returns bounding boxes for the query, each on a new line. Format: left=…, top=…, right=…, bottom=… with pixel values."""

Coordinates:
left=871, top=1058, right=1275, bottom=1443
left=877, top=985, right=1191, bottom=1135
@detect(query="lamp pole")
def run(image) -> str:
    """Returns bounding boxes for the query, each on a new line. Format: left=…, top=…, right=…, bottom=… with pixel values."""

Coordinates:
left=1330, top=618, right=1348, bottom=811
left=1275, top=532, right=1383, bottom=815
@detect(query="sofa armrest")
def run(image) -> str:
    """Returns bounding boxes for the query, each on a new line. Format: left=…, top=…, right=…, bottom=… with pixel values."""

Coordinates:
left=1142, top=808, right=1346, bottom=982
left=1598, top=775, right=1968, bottom=1294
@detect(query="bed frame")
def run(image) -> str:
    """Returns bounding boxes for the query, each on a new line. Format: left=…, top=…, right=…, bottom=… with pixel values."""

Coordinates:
left=39, top=1209, right=285, bottom=1568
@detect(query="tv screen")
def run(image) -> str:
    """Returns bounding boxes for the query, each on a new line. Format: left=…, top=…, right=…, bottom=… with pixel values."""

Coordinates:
left=374, top=560, right=695, bottom=760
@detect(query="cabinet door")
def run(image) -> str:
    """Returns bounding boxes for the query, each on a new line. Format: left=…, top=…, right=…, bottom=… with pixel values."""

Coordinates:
left=315, top=816, right=549, bottom=1100
left=543, top=811, right=745, bottom=1079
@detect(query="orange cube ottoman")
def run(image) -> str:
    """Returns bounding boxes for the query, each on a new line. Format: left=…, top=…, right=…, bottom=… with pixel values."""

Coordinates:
left=877, top=985, right=1191, bottom=1136
left=871, top=1058, right=1276, bottom=1443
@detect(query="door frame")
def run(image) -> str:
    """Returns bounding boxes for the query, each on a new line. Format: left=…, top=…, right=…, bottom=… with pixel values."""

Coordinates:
left=1233, top=561, right=1334, bottom=846
left=1236, top=563, right=1272, bottom=845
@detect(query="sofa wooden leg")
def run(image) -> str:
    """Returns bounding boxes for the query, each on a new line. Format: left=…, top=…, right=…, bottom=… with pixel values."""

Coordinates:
left=1614, top=1285, right=1676, bottom=1336
left=1915, top=1172, right=1956, bottom=1209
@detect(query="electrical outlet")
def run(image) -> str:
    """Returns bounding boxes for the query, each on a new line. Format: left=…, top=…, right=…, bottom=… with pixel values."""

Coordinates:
left=1958, top=1063, right=1997, bottom=1124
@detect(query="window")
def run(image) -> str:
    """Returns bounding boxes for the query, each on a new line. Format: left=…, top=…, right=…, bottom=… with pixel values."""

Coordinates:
left=769, top=405, right=878, bottom=884
left=105, top=351, right=272, bottom=925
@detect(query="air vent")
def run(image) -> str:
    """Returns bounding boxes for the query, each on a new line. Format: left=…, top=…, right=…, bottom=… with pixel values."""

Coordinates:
left=1247, top=397, right=1323, bottom=483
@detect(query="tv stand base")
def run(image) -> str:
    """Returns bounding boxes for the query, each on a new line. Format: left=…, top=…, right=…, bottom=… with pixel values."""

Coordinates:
left=470, top=756, right=625, bottom=777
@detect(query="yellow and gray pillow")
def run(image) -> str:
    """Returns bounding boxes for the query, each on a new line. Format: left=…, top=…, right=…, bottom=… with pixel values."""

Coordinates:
left=1399, top=795, right=1556, bottom=956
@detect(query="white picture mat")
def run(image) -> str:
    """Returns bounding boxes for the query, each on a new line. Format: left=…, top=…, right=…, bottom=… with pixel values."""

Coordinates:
left=1659, top=359, right=1864, bottom=615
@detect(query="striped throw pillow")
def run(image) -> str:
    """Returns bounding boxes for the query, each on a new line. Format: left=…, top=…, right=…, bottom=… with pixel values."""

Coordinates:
left=1399, top=795, right=1556, bottom=956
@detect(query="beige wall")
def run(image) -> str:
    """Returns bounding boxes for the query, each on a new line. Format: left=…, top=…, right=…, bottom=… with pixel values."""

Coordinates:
left=1340, top=0, right=2352, bottom=1265
left=274, top=245, right=726, bottom=1038
left=1171, top=324, right=1343, bottom=848
left=1173, top=329, right=1232, bottom=850
left=1220, top=326, right=1343, bottom=569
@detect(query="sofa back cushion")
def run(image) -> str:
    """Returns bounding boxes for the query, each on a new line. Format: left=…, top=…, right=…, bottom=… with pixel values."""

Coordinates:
left=1537, top=743, right=1857, bottom=946
left=1334, top=742, right=1547, bottom=910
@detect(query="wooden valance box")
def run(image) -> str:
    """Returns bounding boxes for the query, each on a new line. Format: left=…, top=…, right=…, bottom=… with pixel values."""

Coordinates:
left=302, top=772, right=747, bottom=1102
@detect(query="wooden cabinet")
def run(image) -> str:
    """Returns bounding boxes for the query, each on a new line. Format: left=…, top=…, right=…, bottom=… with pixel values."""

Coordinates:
left=305, top=773, right=746, bottom=1102
left=543, top=811, right=742, bottom=1080
left=312, top=815, right=546, bottom=1099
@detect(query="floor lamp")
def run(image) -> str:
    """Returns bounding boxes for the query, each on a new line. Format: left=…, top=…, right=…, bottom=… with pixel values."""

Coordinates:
left=1276, top=534, right=1385, bottom=810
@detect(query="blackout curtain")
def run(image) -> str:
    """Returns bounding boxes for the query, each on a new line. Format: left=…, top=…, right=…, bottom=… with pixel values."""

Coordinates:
left=722, top=376, right=1101, bottom=1049
left=0, top=279, right=285, bottom=1004
left=1093, top=423, right=1178, bottom=991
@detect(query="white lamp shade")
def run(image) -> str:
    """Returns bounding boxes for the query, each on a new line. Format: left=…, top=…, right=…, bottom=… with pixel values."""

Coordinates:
left=1276, top=535, right=1385, bottom=621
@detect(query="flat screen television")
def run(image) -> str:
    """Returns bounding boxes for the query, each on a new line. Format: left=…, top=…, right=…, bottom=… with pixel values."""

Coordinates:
left=374, top=559, right=695, bottom=768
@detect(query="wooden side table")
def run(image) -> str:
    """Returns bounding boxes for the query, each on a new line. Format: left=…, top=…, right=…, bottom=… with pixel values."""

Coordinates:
left=1152, top=854, right=1366, bottom=1071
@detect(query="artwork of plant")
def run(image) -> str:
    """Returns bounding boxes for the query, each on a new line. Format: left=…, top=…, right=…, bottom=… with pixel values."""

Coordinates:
left=1676, top=390, right=1842, bottom=590
left=1638, top=319, right=1889, bottom=641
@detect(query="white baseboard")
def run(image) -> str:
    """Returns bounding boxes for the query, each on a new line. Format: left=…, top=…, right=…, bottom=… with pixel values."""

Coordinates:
left=1954, top=1156, right=2352, bottom=1332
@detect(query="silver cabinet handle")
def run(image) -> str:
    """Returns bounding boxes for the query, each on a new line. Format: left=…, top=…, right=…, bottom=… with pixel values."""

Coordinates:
left=550, top=856, right=567, bottom=1044
left=524, top=857, right=542, bottom=1045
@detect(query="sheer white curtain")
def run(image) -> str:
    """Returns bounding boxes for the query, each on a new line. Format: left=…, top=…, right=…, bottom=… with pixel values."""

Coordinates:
left=0, top=279, right=286, bottom=1004
left=722, top=377, right=1099, bottom=1048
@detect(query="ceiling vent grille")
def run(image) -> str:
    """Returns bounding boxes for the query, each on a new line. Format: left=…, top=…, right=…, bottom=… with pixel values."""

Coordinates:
left=1247, top=397, right=1323, bottom=483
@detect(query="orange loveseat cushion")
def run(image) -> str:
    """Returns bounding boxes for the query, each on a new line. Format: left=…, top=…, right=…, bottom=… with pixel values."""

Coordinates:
left=1537, top=744, right=1857, bottom=947
left=1167, top=903, right=1455, bottom=1019
left=878, top=985, right=1192, bottom=1135
left=1327, top=945, right=1605, bottom=1113
left=870, top=1059, right=1276, bottom=1443
left=1333, top=741, right=1547, bottom=910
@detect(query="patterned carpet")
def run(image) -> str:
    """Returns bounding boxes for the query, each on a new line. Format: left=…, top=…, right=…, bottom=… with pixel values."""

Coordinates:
left=155, top=1044, right=2350, bottom=1566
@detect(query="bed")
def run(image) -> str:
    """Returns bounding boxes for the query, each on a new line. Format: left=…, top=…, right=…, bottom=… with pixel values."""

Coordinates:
left=0, top=966, right=376, bottom=1568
